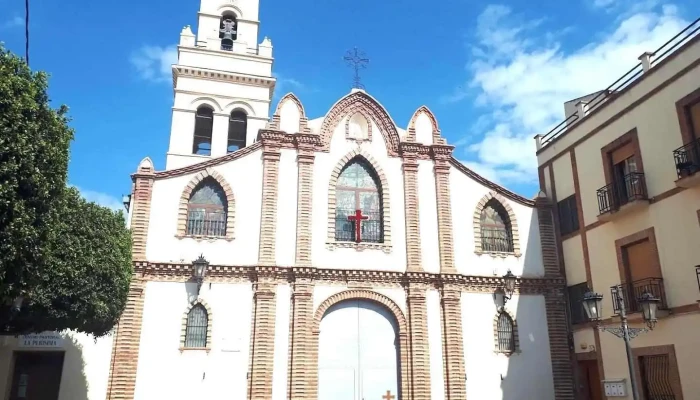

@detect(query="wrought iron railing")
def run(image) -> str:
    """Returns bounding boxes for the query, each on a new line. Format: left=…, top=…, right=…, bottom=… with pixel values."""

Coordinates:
left=673, top=137, right=700, bottom=179
left=611, top=278, right=668, bottom=315
left=221, top=43, right=233, bottom=51
left=480, top=228, right=514, bottom=253
left=540, top=17, right=700, bottom=148
left=597, top=172, right=647, bottom=214
left=335, top=209, right=383, bottom=243
left=186, top=218, right=226, bottom=237
left=696, top=265, right=700, bottom=294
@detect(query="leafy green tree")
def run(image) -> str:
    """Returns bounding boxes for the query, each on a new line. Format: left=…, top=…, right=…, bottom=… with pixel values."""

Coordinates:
left=0, top=45, right=132, bottom=336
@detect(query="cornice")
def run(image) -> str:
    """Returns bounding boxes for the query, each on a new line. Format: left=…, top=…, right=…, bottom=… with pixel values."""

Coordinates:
left=133, top=261, right=565, bottom=294
left=173, top=64, right=275, bottom=88
left=177, top=46, right=273, bottom=63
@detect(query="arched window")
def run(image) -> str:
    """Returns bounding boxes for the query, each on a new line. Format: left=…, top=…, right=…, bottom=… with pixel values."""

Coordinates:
left=335, top=157, right=383, bottom=243
left=219, top=13, right=238, bottom=51
left=227, top=110, right=247, bottom=152
left=193, top=106, right=214, bottom=156
left=186, top=178, right=227, bottom=237
left=496, top=312, right=515, bottom=353
left=480, top=199, right=513, bottom=253
left=185, top=304, right=208, bottom=348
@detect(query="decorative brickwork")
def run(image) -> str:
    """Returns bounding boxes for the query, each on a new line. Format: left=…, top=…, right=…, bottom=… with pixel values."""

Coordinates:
left=269, top=93, right=310, bottom=134
left=401, top=152, right=423, bottom=271
left=310, top=289, right=410, bottom=399
left=287, top=279, right=314, bottom=400
left=492, top=308, right=521, bottom=355
left=439, top=287, right=466, bottom=400
left=535, top=196, right=563, bottom=277
left=175, top=168, right=236, bottom=241
left=433, top=146, right=456, bottom=273
left=406, top=105, right=445, bottom=144
left=473, top=191, right=522, bottom=257
left=295, top=147, right=315, bottom=266
left=319, top=91, right=401, bottom=156
left=179, top=298, right=213, bottom=351
left=406, top=285, right=431, bottom=400
left=247, top=280, right=277, bottom=400
left=326, top=148, right=392, bottom=253
left=258, top=145, right=281, bottom=265
left=544, top=291, right=576, bottom=400
left=131, top=158, right=155, bottom=260
left=105, top=276, right=146, bottom=400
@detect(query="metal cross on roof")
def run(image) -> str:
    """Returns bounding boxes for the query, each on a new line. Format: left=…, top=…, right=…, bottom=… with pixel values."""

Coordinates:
left=344, top=47, right=370, bottom=90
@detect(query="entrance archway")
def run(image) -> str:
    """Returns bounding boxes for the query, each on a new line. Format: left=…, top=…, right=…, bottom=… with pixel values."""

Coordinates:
left=312, top=290, right=408, bottom=400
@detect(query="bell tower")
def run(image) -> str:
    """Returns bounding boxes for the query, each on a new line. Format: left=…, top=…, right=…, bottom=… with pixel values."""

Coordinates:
left=166, top=0, right=275, bottom=170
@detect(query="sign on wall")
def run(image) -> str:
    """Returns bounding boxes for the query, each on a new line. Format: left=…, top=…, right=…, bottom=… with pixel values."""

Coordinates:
left=18, top=332, right=64, bottom=348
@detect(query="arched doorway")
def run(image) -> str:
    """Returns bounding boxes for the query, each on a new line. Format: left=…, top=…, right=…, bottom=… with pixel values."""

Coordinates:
left=318, top=299, right=400, bottom=400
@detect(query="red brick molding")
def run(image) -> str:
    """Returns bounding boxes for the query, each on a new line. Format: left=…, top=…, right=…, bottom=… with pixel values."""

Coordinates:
left=405, top=285, right=432, bottom=399
left=433, top=146, right=456, bottom=274
left=268, top=92, right=310, bottom=134
left=310, top=290, right=410, bottom=399
left=473, top=191, right=522, bottom=257
left=258, top=146, right=281, bottom=265
left=544, top=291, right=577, bottom=400
left=287, top=280, right=314, bottom=400
left=175, top=168, right=236, bottom=241
left=492, top=308, right=521, bottom=356
left=326, top=148, right=393, bottom=253
left=247, top=281, right=277, bottom=400
left=179, top=298, right=213, bottom=352
left=319, top=90, right=401, bottom=156
left=439, top=288, right=466, bottom=399
left=131, top=158, right=155, bottom=260
left=406, top=105, right=446, bottom=144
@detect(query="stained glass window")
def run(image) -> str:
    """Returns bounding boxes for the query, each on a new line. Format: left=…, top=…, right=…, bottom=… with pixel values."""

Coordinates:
left=335, top=157, right=383, bottom=243
left=185, top=304, right=208, bottom=348
left=187, top=179, right=227, bottom=236
left=480, top=199, right=513, bottom=253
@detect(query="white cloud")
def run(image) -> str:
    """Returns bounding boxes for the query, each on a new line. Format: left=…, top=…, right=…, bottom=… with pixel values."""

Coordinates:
left=74, top=187, right=124, bottom=212
left=272, top=72, right=305, bottom=99
left=1, top=16, right=23, bottom=30
left=130, top=45, right=178, bottom=83
left=454, top=4, right=688, bottom=185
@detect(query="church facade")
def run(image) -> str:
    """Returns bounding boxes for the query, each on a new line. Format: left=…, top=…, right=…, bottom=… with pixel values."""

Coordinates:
left=106, top=1, right=577, bottom=399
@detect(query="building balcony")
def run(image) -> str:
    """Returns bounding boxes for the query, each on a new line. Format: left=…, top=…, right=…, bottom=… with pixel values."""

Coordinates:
left=673, top=138, right=700, bottom=188
left=596, top=172, right=649, bottom=221
left=611, top=278, right=669, bottom=317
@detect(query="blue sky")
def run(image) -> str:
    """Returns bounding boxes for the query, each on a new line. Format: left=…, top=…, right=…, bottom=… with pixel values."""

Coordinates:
left=1, top=0, right=698, bottom=208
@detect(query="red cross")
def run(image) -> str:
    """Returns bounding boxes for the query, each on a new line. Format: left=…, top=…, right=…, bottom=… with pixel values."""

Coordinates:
left=347, top=209, right=369, bottom=243
left=382, top=390, right=395, bottom=400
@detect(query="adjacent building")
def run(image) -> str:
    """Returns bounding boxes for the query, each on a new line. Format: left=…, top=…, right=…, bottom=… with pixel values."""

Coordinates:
left=535, top=18, right=700, bottom=400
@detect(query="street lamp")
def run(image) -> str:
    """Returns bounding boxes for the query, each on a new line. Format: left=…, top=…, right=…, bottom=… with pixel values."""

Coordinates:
left=502, top=270, right=516, bottom=301
left=582, top=287, right=660, bottom=400
left=192, top=254, right=209, bottom=294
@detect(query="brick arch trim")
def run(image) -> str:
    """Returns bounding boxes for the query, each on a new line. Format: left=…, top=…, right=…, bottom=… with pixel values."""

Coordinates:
left=326, top=149, right=392, bottom=252
left=473, top=191, right=521, bottom=257
left=310, top=290, right=409, bottom=399
left=344, top=109, right=373, bottom=142
left=180, top=298, right=213, bottom=351
left=320, top=91, right=401, bottom=156
left=493, top=308, right=520, bottom=355
left=269, top=92, right=309, bottom=133
left=176, top=168, right=235, bottom=241
left=406, top=105, right=443, bottom=144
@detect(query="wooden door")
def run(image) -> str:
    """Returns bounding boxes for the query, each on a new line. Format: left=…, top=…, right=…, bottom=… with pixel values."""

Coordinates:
left=578, top=360, right=602, bottom=400
left=9, top=352, right=64, bottom=400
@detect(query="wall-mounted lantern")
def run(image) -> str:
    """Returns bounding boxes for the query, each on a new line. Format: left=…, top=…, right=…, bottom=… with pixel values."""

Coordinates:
left=192, top=254, right=209, bottom=294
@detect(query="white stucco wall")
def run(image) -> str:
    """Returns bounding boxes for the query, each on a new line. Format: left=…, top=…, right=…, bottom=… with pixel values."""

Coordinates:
left=418, top=161, right=441, bottom=274
left=275, top=149, right=299, bottom=266
left=462, top=293, right=555, bottom=400
left=133, top=281, right=253, bottom=400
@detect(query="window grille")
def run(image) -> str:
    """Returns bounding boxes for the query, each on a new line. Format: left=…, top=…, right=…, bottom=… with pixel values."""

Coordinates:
left=497, top=312, right=515, bottom=353
left=334, top=158, right=383, bottom=243
left=184, top=304, right=208, bottom=348
left=480, top=199, right=514, bottom=253
left=186, top=179, right=227, bottom=237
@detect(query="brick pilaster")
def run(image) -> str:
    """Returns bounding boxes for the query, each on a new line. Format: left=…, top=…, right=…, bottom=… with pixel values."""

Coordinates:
left=130, top=159, right=154, bottom=261
left=287, top=279, right=314, bottom=400
left=544, top=291, right=576, bottom=400
left=432, top=146, right=456, bottom=274
left=535, top=197, right=562, bottom=278
left=406, top=285, right=431, bottom=399
left=105, top=276, right=146, bottom=400
left=258, top=146, right=281, bottom=266
left=247, top=280, right=277, bottom=400
left=440, top=287, right=466, bottom=400
left=294, top=145, right=315, bottom=267
left=402, top=155, right=423, bottom=272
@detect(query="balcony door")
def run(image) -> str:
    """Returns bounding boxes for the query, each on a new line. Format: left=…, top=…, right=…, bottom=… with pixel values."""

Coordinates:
left=622, top=239, right=663, bottom=311
left=611, top=142, right=639, bottom=206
